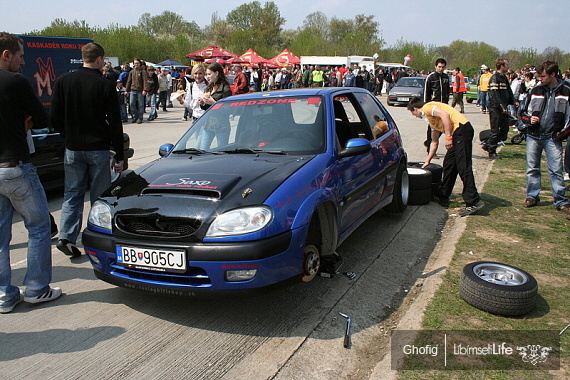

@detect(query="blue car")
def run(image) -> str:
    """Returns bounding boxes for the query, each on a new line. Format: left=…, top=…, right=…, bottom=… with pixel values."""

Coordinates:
left=83, top=88, right=409, bottom=296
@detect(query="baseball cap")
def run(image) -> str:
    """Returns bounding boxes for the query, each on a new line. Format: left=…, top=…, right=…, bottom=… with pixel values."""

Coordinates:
left=481, top=65, right=488, bottom=70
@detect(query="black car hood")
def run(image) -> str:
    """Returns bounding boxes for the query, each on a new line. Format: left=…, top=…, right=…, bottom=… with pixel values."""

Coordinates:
left=105, top=153, right=313, bottom=214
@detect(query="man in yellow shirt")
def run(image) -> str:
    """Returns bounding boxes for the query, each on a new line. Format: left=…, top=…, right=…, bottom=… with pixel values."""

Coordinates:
left=478, top=65, right=493, bottom=113
left=407, top=98, right=485, bottom=216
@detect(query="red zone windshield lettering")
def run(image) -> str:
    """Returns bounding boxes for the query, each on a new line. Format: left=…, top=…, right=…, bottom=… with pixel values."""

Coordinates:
left=229, top=99, right=298, bottom=106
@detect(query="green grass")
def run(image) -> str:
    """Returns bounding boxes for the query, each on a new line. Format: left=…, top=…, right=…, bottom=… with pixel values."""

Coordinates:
left=397, top=142, right=569, bottom=379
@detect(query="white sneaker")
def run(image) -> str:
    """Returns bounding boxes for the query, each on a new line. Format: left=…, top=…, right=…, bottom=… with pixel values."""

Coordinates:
left=24, top=287, right=62, bottom=304
left=0, top=289, right=24, bottom=314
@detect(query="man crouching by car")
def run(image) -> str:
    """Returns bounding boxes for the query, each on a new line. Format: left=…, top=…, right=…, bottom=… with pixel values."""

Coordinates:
left=50, top=42, right=124, bottom=258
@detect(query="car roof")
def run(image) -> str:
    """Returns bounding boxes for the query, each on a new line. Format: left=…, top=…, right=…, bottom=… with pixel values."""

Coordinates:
left=217, top=87, right=370, bottom=102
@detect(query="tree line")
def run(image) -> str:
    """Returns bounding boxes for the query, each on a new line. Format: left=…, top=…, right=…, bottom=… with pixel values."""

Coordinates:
left=29, top=2, right=569, bottom=77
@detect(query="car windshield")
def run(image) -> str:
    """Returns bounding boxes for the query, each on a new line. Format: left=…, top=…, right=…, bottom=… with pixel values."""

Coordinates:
left=173, top=95, right=326, bottom=155
left=395, top=77, right=424, bottom=88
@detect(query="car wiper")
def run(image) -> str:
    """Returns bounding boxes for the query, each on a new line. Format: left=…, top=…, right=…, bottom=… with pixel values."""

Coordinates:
left=171, top=148, right=209, bottom=155
left=220, top=148, right=257, bottom=154
left=220, top=148, right=287, bottom=155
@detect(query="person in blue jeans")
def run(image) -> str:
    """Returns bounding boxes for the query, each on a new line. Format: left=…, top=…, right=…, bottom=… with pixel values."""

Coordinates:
left=0, top=32, right=62, bottom=313
left=50, top=42, right=125, bottom=258
left=520, top=61, right=570, bottom=215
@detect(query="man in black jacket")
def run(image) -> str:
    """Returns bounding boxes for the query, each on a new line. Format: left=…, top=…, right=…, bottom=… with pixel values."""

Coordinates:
left=484, top=58, right=515, bottom=159
left=50, top=42, right=124, bottom=258
left=423, top=58, right=450, bottom=154
left=0, top=32, right=62, bottom=313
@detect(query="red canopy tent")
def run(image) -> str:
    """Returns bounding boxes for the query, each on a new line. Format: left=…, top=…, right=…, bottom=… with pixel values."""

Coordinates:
left=239, top=48, right=269, bottom=65
left=186, top=45, right=238, bottom=60
left=268, top=49, right=300, bottom=67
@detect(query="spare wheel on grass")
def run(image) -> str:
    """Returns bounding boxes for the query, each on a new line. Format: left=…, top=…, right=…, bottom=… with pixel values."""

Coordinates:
left=460, top=261, right=538, bottom=316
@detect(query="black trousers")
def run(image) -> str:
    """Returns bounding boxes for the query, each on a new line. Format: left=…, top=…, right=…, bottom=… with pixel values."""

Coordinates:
left=440, top=122, right=480, bottom=206
left=487, top=108, right=509, bottom=153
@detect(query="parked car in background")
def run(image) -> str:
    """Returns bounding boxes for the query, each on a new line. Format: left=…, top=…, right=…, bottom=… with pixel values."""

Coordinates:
left=83, top=87, right=409, bottom=296
left=387, top=77, right=426, bottom=106
left=466, top=77, right=478, bottom=103
left=31, top=129, right=134, bottom=191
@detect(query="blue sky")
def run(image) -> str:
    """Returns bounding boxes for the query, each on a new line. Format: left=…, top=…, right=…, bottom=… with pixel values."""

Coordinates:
left=3, top=0, right=567, bottom=54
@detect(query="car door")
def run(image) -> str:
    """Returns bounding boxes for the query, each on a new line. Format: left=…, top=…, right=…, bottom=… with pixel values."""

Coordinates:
left=332, top=92, right=380, bottom=235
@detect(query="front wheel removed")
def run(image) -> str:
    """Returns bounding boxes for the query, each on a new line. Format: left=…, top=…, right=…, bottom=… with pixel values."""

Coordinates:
left=459, top=261, right=538, bottom=316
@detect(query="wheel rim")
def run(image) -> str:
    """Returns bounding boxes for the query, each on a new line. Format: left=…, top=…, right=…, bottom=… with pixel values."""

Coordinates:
left=401, top=171, right=409, bottom=205
left=473, top=263, right=528, bottom=286
left=302, top=245, right=320, bottom=282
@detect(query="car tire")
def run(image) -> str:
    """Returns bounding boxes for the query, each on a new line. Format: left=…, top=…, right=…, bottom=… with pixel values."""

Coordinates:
left=408, top=162, right=443, bottom=197
left=302, top=244, right=321, bottom=282
left=384, top=163, right=409, bottom=214
left=460, top=261, right=538, bottom=316
left=479, top=129, right=492, bottom=143
left=511, top=133, right=524, bottom=144
left=408, top=188, right=431, bottom=205
left=407, top=167, right=432, bottom=190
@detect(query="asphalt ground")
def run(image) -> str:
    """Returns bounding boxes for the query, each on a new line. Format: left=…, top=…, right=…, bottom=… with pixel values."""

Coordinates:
left=1, top=95, right=492, bottom=379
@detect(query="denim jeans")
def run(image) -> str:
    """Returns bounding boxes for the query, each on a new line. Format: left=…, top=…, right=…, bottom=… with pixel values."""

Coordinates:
left=60, top=149, right=111, bottom=244
left=0, top=163, right=52, bottom=307
left=479, top=91, right=489, bottom=111
left=526, top=135, right=569, bottom=208
left=147, top=93, right=157, bottom=119
left=129, top=90, right=145, bottom=121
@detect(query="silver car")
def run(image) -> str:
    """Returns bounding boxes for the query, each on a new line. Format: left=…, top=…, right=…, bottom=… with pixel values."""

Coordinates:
left=387, top=77, right=426, bottom=106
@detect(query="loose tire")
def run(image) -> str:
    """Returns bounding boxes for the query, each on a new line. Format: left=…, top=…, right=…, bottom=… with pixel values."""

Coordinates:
left=408, top=188, right=431, bottom=205
left=408, top=162, right=443, bottom=192
left=407, top=167, right=431, bottom=190
left=384, top=163, right=409, bottom=214
left=511, top=133, right=524, bottom=145
left=460, top=261, right=538, bottom=316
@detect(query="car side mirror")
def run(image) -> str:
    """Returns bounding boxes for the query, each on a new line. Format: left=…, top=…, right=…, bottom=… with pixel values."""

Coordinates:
left=338, top=138, right=372, bottom=159
left=159, top=143, right=174, bottom=157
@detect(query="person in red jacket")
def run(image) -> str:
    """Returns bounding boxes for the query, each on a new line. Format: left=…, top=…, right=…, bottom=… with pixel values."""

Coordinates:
left=233, top=65, right=249, bottom=94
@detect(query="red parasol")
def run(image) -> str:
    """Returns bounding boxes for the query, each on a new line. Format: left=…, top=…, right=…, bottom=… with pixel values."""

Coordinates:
left=239, top=48, right=269, bottom=65
left=186, top=45, right=238, bottom=60
left=267, top=49, right=300, bottom=67
left=227, top=57, right=247, bottom=64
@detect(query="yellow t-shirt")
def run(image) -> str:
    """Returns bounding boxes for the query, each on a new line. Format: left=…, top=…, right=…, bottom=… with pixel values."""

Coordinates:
left=422, top=102, right=469, bottom=134
left=479, top=72, right=492, bottom=91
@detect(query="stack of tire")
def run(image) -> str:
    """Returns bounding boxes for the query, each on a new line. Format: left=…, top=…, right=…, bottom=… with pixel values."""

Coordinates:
left=406, top=162, right=443, bottom=205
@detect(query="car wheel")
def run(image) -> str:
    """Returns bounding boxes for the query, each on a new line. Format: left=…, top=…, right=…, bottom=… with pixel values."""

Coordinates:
left=302, top=244, right=321, bottom=282
left=511, top=133, right=524, bottom=145
left=384, top=162, right=409, bottom=213
left=407, top=167, right=431, bottom=190
left=408, top=188, right=431, bottom=205
left=408, top=162, right=443, bottom=196
left=460, top=261, right=538, bottom=316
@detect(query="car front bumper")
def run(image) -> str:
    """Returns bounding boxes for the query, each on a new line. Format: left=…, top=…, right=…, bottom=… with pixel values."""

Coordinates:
left=82, top=227, right=305, bottom=296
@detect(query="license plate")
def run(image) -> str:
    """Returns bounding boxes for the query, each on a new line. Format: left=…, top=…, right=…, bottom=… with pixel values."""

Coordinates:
left=397, top=97, right=409, bottom=102
left=116, top=245, right=187, bottom=273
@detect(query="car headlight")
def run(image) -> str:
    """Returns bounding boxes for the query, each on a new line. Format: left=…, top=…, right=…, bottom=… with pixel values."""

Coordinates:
left=206, top=206, right=273, bottom=237
left=88, top=200, right=112, bottom=231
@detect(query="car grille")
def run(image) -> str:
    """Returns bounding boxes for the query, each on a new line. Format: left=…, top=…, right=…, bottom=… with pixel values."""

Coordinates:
left=115, top=215, right=201, bottom=237
left=112, top=265, right=211, bottom=286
